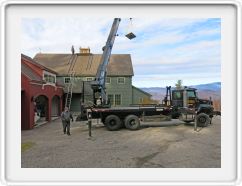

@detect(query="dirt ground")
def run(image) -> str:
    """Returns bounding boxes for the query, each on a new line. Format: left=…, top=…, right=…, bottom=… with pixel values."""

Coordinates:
left=21, top=116, right=221, bottom=168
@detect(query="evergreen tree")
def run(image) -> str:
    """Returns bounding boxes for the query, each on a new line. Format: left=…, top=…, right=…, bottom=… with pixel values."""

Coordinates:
left=175, top=80, right=183, bottom=89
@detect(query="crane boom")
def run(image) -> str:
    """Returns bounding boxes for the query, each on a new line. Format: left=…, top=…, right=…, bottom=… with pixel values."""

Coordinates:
left=91, top=18, right=121, bottom=107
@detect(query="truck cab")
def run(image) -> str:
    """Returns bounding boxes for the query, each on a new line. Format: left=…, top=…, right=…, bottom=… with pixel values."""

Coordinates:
left=164, top=87, right=214, bottom=127
left=172, top=88, right=198, bottom=108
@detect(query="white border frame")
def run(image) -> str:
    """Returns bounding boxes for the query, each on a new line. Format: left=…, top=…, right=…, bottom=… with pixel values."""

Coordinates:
left=0, top=0, right=241, bottom=185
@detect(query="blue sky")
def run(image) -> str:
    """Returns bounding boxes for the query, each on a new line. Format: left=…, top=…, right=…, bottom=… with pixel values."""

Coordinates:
left=21, top=18, right=221, bottom=88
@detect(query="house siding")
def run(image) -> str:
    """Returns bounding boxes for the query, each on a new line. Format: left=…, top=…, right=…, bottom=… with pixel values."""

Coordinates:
left=132, top=86, right=151, bottom=104
left=58, top=76, right=134, bottom=111
left=21, top=55, right=64, bottom=130
left=69, top=93, right=82, bottom=112
left=57, top=76, right=151, bottom=111
left=106, top=76, right=132, bottom=107
left=21, top=75, right=64, bottom=130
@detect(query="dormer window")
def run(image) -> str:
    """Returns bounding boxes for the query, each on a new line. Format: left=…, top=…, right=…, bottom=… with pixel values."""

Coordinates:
left=43, top=71, right=56, bottom=84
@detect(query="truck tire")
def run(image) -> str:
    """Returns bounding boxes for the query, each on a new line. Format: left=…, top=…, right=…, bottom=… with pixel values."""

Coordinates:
left=124, top=115, right=140, bottom=130
left=196, top=113, right=210, bottom=127
left=104, top=115, right=122, bottom=131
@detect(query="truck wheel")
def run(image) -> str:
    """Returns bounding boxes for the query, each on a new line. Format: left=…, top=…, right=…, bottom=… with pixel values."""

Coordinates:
left=124, top=115, right=140, bottom=130
left=104, top=115, right=122, bottom=131
left=196, top=113, right=210, bottom=127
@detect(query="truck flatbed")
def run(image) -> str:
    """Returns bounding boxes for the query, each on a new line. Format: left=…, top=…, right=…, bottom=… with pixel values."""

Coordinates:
left=92, top=106, right=170, bottom=112
left=86, top=105, right=172, bottom=131
left=90, top=105, right=172, bottom=120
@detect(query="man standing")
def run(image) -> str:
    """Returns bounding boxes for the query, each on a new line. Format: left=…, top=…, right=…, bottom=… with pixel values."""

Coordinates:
left=61, top=107, right=73, bottom=136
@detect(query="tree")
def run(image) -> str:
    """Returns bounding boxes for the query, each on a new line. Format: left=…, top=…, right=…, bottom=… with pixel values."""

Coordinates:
left=175, top=80, right=183, bottom=89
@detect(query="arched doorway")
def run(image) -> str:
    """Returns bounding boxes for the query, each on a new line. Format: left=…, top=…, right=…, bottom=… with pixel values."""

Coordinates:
left=51, top=95, right=60, bottom=117
left=34, top=95, right=48, bottom=125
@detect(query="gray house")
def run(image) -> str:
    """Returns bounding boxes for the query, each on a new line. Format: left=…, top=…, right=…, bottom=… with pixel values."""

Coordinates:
left=34, top=48, right=151, bottom=111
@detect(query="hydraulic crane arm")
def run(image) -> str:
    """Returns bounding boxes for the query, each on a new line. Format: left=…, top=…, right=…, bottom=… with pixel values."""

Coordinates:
left=91, top=18, right=121, bottom=107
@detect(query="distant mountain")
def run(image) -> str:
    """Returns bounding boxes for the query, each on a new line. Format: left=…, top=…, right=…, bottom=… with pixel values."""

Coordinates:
left=140, top=82, right=221, bottom=102
left=190, top=82, right=221, bottom=91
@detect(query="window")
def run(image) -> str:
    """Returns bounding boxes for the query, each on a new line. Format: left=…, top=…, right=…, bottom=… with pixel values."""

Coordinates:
left=139, top=98, right=144, bottom=103
left=64, top=77, right=70, bottom=84
left=187, top=90, right=196, bottom=98
left=43, top=73, right=56, bottom=84
left=106, top=77, right=111, bottom=84
left=172, top=91, right=183, bottom=100
left=117, top=77, right=125, bottom=84
left=108, top=94, right=114, bottom=106
left=115, top=94, right=121, bottom=106
left=86, top=77, right=93, bottom=81
left=108, top=94, right=122, bottom=106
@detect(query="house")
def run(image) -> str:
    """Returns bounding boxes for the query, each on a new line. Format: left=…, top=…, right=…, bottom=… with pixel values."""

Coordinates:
left=21, top=54, right=64, bottom=130
left=33, top=48, right=152, bottom=112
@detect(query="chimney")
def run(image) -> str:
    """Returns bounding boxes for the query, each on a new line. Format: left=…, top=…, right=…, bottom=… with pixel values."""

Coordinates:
left=79, top=47, right=90, bottom=54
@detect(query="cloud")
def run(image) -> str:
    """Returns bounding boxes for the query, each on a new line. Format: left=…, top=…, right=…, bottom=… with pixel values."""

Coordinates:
left=21, top=17, right=221, bottom=87
left=133, top=43, right=219, bottom=65
left=22, top=18, right=114, bottom=55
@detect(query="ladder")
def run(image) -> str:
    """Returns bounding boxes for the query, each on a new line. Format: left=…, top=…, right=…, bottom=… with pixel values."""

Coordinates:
left=65, top=54, right=78, bottom=110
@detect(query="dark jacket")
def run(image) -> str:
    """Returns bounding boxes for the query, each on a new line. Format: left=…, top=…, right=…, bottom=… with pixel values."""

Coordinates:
left=61, top=111, right=73, bottom=122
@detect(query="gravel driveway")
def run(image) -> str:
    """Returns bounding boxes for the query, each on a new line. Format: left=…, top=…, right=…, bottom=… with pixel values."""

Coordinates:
left=21, top=116, right=221, bottom=168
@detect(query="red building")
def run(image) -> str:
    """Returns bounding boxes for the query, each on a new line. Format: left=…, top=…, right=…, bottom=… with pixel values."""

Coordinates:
left=21, top=54, right=64, bottom=130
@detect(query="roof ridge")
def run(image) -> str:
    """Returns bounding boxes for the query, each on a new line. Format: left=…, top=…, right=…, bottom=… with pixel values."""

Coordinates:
left=132, top=85, right=151, bottom=96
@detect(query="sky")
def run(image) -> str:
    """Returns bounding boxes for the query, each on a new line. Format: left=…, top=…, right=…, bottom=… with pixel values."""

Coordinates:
left=21, top=17, right=221, bottom=88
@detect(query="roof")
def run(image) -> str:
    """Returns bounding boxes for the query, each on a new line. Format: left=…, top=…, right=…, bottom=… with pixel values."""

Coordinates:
left=33, top=53, right=134, bottom=76
left=21, top=54, right=58, bottom=75
left=21, top=62, right=43, bottom=82
left=173, top=87, right=197, bottom=91
left=21, top=54, right=64, bottom=87
left=132, top=86, right=152, bottom=97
